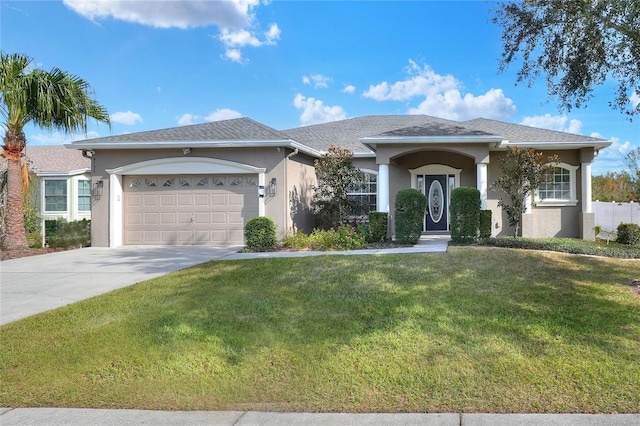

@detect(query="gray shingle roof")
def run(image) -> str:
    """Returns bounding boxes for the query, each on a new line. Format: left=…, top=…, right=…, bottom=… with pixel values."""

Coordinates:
left=463, top=118, right=606, bottom=144
left=1, top=145, right=89, bottom=173
left=283, top=115, right=470, bottom=153
left=71, top=117, right=290, bottom=145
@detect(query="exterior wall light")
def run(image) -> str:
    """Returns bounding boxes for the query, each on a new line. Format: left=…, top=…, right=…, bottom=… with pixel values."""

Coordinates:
left=269, top=178, right=277, bottom=196
left=94, top=180, right=104, bottom=198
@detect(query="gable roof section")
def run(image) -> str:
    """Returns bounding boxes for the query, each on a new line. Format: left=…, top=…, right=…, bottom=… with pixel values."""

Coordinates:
left=283, top=115, right=460, bottom=154
left=1, top=145, right=89, bottom=175
left=463, top=118, right=610, bottom=150
left=69, top=117, right=295, bottom=149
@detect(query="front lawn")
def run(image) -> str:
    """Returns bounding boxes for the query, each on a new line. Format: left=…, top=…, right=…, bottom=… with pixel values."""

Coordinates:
left=1, top=247, right=639, bottom=413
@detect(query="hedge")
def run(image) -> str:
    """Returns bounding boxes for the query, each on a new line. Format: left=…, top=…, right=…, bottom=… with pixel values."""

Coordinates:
left=394, top=189, right=427, bottom=245
left=449, top=187, right=480, bottom=244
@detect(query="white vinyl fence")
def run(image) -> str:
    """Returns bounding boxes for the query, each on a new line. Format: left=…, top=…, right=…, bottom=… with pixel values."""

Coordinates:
left=593, top=201, right=640, bottom=235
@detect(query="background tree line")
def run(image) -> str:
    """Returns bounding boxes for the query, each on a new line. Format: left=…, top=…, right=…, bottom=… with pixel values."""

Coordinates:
left=592, top=148, right=640, bottom=202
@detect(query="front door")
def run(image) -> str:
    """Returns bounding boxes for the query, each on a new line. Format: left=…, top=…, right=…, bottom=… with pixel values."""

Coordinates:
left=424, top=175, right=448, bottom=231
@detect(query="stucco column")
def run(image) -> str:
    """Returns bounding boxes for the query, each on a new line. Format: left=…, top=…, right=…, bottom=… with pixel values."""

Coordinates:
left=378, top=163, right=390, bottom=213
left=258, top=172, right=266, bottom=216
left=476, top=162, right=488, bottom=209
left=581, top=162, right=592, bottom=214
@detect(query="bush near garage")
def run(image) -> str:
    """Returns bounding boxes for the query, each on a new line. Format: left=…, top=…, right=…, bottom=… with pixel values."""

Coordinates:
left=244, top=217, right=277, bottom=251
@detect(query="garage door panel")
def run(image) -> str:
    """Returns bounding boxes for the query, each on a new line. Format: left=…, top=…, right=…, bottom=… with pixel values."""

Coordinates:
left=127, top=212, right=143, bottom=225
left=143, top=194, right=160, bottom=206
left=177, top=194, right=192, bottom=205
left=128, top=194, right=143, bottom=207
left=144, top=212, right=160, bottom=225
left=161, top=194, right=176, bottom=206
left=194, top=194, right=210, bottom=206
left=160, top=212, right=176, bottom=224
left=211, top=194, right=226, bottom=206
left=124, top=174, right=259, bottom=245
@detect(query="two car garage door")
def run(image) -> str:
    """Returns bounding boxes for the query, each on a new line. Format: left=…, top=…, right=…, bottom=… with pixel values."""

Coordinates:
left=123, top=174, right=259, bottom=245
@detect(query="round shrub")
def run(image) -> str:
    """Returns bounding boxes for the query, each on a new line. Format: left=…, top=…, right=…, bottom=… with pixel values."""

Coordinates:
left=244, top=217, right=277, bottom=251
left=394, top=189, right=427, bottom=245
left=616, top=223, right=640, bottom=246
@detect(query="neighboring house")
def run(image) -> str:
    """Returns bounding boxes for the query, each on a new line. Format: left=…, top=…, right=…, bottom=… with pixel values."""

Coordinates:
left=67, top=115, right=611, bottom=247
left=0, top=145, right=91, bottom=237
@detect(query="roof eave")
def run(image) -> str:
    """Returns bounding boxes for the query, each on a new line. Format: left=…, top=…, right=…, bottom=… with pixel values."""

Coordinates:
left=498, top=140, right=613, bottom=151
left=66, top=139, right=326, bottom=159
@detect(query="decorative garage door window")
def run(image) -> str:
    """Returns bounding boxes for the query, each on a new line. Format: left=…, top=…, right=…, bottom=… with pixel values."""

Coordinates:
left=428, top=180, right=444, bottom=223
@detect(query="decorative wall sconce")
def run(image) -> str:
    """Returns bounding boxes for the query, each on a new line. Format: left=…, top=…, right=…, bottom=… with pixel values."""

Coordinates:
left=182, top=147, right=191, bottom=155
left=94, top=180, right=104, bottom=198
left=269, top=178, right=277, bottom=197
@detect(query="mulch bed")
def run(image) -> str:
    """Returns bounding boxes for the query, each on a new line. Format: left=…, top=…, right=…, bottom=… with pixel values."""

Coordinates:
left=0, top=247, right=67, bottom=261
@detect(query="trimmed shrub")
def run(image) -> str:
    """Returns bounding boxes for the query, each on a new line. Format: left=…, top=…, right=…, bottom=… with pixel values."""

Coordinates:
left=479, top=209, right=492, bottom=239
left=244, top=217, right=277, bottom=251
left=450, top=187, right=481, bottom=244
left=394, top=189, right=427, bottom=245
left=368, top=211, right=388, bottom=243
left=45, top=218, right=91, bottom=248
left=616, top=223, right=640, bottom=246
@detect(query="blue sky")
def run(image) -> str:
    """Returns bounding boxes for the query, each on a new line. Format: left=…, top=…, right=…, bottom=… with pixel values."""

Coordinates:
left=2, top=0, right=638, bottom=175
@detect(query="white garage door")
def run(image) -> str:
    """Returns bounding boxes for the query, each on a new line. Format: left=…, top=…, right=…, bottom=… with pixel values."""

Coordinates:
left=124, top=174, right=259, bottom=245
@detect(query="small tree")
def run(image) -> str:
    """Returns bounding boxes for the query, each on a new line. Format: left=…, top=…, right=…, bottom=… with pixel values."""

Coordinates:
left=492, top=147, right=558, bottom=237
left=311, top=145, right=364, bottom=229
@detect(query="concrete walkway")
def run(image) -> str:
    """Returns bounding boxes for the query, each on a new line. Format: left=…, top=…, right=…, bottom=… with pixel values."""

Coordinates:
left=0, top=408, right=637, bottom=425
left=2, top=235, right=638, bottom=425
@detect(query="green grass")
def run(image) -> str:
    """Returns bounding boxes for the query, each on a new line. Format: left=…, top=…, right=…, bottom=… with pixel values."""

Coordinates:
left=1, top=247, right=639, bottom=413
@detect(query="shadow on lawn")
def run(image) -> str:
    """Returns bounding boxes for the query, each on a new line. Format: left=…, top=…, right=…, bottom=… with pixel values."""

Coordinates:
left=142, top=248, right=640, bottom=367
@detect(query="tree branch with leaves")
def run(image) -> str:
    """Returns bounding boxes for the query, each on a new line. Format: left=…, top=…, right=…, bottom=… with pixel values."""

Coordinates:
left=493, top=0, right=640, bottom=117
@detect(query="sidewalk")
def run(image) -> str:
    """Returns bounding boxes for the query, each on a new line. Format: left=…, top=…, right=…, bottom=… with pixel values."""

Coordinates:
left=1, top=408, right=638, bottom=425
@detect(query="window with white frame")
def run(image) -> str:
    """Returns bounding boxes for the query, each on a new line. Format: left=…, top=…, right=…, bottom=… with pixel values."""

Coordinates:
left=77, top=180, right=91, bottom=211
left=347, top=171, right=377, bottom=216
left=44, top=180, right=67, bottom=212
left=536, top=163, right=578, bottom=206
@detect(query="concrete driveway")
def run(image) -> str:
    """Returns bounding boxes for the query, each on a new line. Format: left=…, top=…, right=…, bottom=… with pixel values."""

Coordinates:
left=0, top=245, right=241, bottom=325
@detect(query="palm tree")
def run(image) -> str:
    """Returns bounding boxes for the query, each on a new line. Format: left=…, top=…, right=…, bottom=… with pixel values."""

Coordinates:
left=0, top=52, right=110, bottom=250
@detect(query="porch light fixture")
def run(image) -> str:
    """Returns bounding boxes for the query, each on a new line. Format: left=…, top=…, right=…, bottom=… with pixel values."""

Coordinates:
left=182, top=147, right=191, bottom=155
left=94, top=180, right=104, bottom=197
left=269, top=178, right=277, bottom=197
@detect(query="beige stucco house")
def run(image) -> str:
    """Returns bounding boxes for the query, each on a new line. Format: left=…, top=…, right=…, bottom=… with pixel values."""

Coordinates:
left=1, top=145, right=91, bottom=241
left=67, top=115, right=611, bottom=247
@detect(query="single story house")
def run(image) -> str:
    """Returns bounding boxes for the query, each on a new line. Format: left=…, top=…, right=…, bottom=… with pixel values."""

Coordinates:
left=67, top=115, right=611, bottom=247
left=1, top=145, right=91, bottom=238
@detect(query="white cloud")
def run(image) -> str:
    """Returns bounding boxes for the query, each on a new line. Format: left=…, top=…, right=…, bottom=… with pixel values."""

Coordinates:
left=223, top=48, right=244, bottom=63
left=302, top=74, right=332, bottom=89
left=364, top=60, right=515, bottom=121
left=409, top=88, right=515, bottom=121
left=29, top=131, right=100, bottom=146
left=205, top=108, right=243, bottom=122
left=110, top=110, right=142, bottom=126
left=178, top=113, right=198, bottom=126
left=265, top=23, right=281, bottom=43
left=592, top=132, right=635, bottom=173
left=63, top=0, right=257, bottom=29
left=342, top=85, right=356, bottom=94
left=64, top=0, right=279, bottom=63
left=631, top=92, right=640, bottom=108
left=293, top=94, right=346, bottom=126
left=520, top=114, right=582, bottom=134
left=592, top=136, right=636, bottom=175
